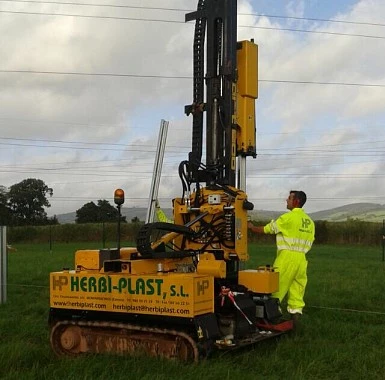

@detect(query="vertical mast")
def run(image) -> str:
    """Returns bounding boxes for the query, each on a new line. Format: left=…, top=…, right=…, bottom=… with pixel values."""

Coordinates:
left=186, top=0, right=238, bottom=187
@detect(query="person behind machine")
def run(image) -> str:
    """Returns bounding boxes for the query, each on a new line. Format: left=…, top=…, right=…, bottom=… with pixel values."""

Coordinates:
left=155, top=199, right=173, bottom=223
left=248, top=190, right=315, bottom=319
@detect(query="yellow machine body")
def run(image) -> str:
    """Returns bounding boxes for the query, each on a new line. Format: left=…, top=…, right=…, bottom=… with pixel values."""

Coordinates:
left=173, top=186, right=249, bottom=262
left=50, top=269, right=214, bottom=318
left=48, top=1, right=294, bottom=362
left=238, top=267, right=279, bottom=294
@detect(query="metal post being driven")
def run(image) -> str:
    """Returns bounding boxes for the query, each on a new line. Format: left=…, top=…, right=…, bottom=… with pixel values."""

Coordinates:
left=0, top=226, right=7, bottom=304
left=382, top=219, right=385, bottom=261
left=238, top=156, right=247, bottom=192
left=146, top=119, right=169, bottom=223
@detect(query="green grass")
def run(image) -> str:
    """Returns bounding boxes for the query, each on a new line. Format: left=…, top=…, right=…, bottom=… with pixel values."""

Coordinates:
left=1, top=242, right=385, bottom=379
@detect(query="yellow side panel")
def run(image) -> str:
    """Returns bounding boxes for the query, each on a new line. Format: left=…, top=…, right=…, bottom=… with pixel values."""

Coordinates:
left=75, top=250, right=101, bottom=270
left=197, top=259, right=226, bottom=278
left=128, top=258, right=194, bottom=275
left=238, top=269, right=279, bottom=294
left=237, top=40, right=258, bottom=98
left=236, top=40, right=258, bottom=156
left=50, top=271, right=214, bottom=318
left=129, top=260, right=158, bottom=274
left=236, top=94, right=256, bottom=155
left=76, top=248, right=138, bottom=271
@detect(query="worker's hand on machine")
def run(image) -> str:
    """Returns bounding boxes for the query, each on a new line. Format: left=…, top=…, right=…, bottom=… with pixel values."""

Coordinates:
left=155, top=199, right=160, bottom=208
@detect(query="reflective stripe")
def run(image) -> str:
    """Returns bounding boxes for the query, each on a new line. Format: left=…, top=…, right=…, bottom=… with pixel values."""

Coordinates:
left=276, top=236, right=313, bottom=254
left=288, top=308, right=303, bottom=314
left=277, top=236, right=313, bottom=247
left=267, top=220, right=279, bottom=234
left=277, top=245, right=309, bottom=254
left=264, top=208, right=315, bottom=254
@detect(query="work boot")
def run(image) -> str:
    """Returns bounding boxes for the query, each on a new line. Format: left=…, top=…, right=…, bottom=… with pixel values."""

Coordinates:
left=290, top=313, right=302, bottom=331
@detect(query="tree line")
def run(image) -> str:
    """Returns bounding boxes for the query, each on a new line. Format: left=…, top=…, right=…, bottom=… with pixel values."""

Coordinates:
left=0, top=178, right=54, bottom=226
left=0, top=178, right=127, bottom=226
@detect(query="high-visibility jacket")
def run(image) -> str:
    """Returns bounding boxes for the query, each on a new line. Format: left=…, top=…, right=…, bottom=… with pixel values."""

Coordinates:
left=264, top=208, right=315, bottom=312
left=156, top=207, right=173, bottom=224
left=264, top=208, right=315, bottom=254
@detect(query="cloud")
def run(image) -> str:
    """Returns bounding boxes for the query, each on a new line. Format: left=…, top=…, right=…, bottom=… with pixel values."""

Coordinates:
left=286, top=0, right=305, bottom=19
left=0, top=0, right=385, bottom=216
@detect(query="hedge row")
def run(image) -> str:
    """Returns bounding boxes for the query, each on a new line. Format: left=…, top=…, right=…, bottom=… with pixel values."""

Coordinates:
left=248, top=220, right=384, bottom=246
left=7, top=223, right=143, bottom=245
left=6, top=220, right=384, bottom=246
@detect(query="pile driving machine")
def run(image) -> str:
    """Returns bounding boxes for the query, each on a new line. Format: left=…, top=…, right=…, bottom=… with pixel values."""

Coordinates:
left=49, top=0, right=293, bottom=362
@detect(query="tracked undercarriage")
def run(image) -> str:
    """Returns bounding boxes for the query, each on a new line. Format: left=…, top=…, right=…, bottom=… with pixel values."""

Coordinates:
left=50, top=320, right=200, bottom=362
left=50, top=317, right=292, bottom=362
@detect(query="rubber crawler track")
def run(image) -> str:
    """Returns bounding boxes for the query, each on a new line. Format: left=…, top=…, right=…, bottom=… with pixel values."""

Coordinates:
left=50, top=320, right=200, bottom=362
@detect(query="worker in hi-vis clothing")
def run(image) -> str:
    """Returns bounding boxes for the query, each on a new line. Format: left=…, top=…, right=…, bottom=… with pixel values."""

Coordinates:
left=248, top=190, right=315, bottom=319
left=155, top=199, right=173, bottom=223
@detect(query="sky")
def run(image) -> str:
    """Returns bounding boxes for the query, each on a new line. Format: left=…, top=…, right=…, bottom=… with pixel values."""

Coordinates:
left=1, top=0, right=385, bottom=217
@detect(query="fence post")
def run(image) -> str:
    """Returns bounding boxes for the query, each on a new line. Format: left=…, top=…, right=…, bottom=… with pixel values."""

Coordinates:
left=146, top=119, right=169, bottom=224
left=49, top=225, right=53, bottom=254
left=382, top=219, right=385, bottom=261
left=0, top=226, right=7, bottom=304
left=102, top=222, right=106, bottom=248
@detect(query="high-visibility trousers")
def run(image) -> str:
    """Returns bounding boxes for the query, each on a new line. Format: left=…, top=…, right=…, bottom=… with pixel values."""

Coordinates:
left=272, top=250, right=308, bottom=313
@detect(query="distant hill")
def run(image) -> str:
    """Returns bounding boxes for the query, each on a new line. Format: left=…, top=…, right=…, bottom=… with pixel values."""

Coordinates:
left=309, top=203, right=385, bottom=222
left=56, top=211, right=76, bottom=224
left=56, top=203, right=385, bottom=224
left=252, top=203, right=385, bottom=222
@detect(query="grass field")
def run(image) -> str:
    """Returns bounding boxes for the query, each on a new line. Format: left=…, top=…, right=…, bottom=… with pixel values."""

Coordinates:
left=1, top=242, right=385, bottom=380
